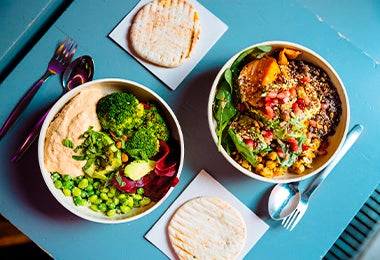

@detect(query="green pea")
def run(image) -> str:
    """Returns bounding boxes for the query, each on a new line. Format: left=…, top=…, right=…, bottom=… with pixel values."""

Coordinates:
left=62, top=181, right=73, bottom=190
left=87, top=190, right=95, bottom=196
left=51, top=172, right=61, bottom=181
left=124, top=196, right=134, bottom=208
left=72, top=187, right=82, bottom=197
left=137, top=187, right=144, bottom=195
left=78, top=178, right=89, bottom=189
left=86, top=184, right=93, bottom=192
left=101, top=187, right=109, bottom=193
left=90, top=204, right=99, bottom=212
left=98, top=203, right=107, bottom=212
left=100, top=192, right=108, bottom=201
left=63, top=188, right=71, bottom=196
left=133, top=194, right=142, bottom=201
left=139, top=197, right=151, bottom=207
left=93, top=181, right=100, bottom=189
left=54, top=180, right=63, bottom=189
left=107, top=202, right=116, bottom=210
left=113, top=198, right=120, bottom=206
left=89, top=195, right=98, bottom=203
left=118, top=194, right=127, bottom=200
left=63, top=175, right=71, bottom=181
left=74, top=196, right=84, bottom=206
left=120, top=205, right=131, bottom=213
left=107, top=209, right=116, bottom=217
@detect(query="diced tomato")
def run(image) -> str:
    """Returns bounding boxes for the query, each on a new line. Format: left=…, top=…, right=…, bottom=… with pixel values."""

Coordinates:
left=279, top=97, right=289, bottom=104
left=292, top=103, right=302, bottom=115
left=300, top=77, right=309, bottom=83
left=286, top=137, right=298, bottom=145
left=289, top=143, right=299, bottom=152
left=277, top=149, right=285, bottom=158
left=267, top=91, right=278, bottom=98
left=297, top=98, right=305, bottom=105
left=263, top=106, right=275, bottom=119
left=262, top=130, right=273, bottom=139
left=289, top=87, right=297, bottom=97
left=141, top=102, right=151, bottom=109
left=276, top=92, right=286, bottom=99
left=264, top=96, right=272, bottom=103
left=302, top=144, right=309, bottom=151
left=244, top=138, right=254, bottom=148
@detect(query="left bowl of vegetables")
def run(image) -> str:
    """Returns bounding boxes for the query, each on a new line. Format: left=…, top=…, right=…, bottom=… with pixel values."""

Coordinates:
left=38, top=78, right=184, bottom=223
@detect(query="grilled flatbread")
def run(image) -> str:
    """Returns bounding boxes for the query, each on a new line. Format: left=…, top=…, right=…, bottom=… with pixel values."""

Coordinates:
left=168, top=196, right=247, bottom=259
left=129, top=0, right=201, bottom=68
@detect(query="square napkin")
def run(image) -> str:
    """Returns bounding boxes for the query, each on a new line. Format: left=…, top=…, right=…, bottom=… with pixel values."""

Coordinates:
left=108, top=0, right=228, bottom=90
left=145, top=169, right=269, bottom=259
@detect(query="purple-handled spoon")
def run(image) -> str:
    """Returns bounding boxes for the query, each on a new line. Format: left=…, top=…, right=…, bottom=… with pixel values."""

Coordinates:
left=11, top=55, right=94, bottom=162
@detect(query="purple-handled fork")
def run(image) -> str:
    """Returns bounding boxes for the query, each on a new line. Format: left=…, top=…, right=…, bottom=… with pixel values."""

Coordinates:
left=0, top=38, right=77, bottom=141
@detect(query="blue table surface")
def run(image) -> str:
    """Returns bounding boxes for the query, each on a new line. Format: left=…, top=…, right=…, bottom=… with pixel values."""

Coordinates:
left=1, top=0, right=379, bottom=259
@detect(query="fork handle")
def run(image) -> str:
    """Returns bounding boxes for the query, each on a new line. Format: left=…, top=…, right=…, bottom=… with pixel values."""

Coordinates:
left=304, top=124, right=364, bottom=199
left=0, top=70, right=53, bottom=141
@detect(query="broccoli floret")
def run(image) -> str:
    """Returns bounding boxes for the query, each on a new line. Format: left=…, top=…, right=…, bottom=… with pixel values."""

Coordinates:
left=143, top=103, right=170, bottom=141
left=96, top=92, right=145, bottom=136
left=124, top=126, right=159, bottom=160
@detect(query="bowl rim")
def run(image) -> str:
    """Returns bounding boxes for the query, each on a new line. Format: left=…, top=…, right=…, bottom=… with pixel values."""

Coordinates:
left=38, top=78, right=184, bottom=223
left=207, top=40, right=350, bottom=183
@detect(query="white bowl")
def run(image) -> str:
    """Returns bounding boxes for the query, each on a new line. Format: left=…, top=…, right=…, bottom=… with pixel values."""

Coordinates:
left=208, top=41, right=349, bottom=183
left=38, top=78, right=184, bottom=223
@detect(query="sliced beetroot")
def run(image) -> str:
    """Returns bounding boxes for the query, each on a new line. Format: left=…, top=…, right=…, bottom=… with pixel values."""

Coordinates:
left=154, top=140, right=177, bottom=177
left=112, top=140, right=179, bottom=201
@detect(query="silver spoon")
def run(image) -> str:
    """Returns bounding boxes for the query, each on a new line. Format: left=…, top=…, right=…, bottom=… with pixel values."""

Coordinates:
left=268, top=124, right=364, bottom=220
left=10, top=55, right=94, bottom=162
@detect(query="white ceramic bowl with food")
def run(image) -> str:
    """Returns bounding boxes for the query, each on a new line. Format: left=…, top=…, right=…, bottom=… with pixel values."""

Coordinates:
left=38, top=78, right=184, bottom=223
left=208, top=41, right=349, bottom=183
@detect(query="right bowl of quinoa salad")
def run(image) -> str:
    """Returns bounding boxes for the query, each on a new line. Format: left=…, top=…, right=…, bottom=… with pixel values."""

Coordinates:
left=208, top=41, right=349, bottom=183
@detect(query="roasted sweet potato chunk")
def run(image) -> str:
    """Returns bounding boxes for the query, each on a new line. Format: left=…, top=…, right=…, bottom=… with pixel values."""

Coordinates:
left=239, top=56, right=280, bottom=88
left=278, top=48, right=302, bottom=65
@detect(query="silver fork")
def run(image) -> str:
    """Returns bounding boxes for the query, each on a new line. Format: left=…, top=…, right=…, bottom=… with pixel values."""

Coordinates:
left=282, top=124, right=364, bottom=231
left=0, top=38, right=77, bottom=141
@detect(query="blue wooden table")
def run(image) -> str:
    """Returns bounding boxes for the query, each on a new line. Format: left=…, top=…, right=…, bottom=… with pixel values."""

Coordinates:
left=1, top=0, right=379, bottom=259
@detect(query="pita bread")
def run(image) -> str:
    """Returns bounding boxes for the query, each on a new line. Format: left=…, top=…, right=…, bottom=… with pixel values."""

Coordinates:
left=129, top=0, right=201, bottom=68
left=168, top=196, right=247, bottom=259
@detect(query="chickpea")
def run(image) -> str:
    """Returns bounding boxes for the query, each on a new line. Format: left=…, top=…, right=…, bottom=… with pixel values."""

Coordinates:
left=121, top=153, right=129, bottom=163
left=268, top=151, right=277, bottom=161
left=266, top=160, right=277, bottom=170
left=261, top=167, right=273, bottom=178
left=255, top=163, right=264, bottom=172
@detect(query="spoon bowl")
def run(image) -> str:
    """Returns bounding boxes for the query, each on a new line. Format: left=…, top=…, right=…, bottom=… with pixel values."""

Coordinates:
left=62, top=55, right=94, bottom=90
left=268, top=182, right=300, bottom=220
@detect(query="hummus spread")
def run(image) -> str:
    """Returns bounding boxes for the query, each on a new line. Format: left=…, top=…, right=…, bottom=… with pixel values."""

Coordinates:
left=44, top=88, right=106, bottom=177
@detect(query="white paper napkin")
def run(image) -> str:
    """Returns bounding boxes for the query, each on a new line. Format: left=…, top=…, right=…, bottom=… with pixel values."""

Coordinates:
left=108, top=0, right=228, bottom=90
left=145, top=169, right=269, bottom=259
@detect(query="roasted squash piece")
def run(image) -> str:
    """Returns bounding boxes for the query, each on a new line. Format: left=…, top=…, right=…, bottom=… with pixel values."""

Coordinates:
left=278, top=48, right=302, bottom=65
left=238, top=56, right=280, bottom=88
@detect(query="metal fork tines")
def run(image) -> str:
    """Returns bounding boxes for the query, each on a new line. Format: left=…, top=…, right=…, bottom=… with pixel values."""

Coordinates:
left=0, top=38, right=77, bottom=141
left=281, top=196, right=308, bottom=231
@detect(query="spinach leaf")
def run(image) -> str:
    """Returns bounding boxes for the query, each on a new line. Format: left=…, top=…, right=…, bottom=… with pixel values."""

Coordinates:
left=228, top=128, right=258, bottom=166
left=213, top=80, right=237, bottom=149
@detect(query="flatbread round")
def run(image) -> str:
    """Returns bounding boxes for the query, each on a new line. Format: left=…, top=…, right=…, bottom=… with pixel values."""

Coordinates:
left=129, top=0, right=201, bottom=68
left=168, top=196, right=247, bottom=259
